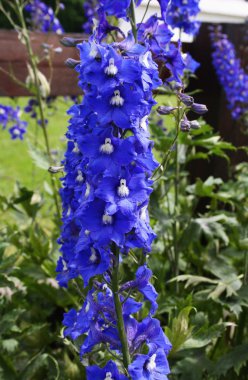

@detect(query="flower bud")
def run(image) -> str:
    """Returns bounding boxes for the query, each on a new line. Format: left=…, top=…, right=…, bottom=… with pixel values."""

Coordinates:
left=180, top=116, right=191, bottom=132
left=191, top=103, right=208, bottom=114
left=189, top=120, right=200, bottom=130
left=60, top=37, right=79, bottom=47
left=179, top=93, right=194, bottom=106
left=65, top=58, right=80, bottom=69
left=157, top=106, right=177, bottom=115
left=37, top=70, right=51, bottom=98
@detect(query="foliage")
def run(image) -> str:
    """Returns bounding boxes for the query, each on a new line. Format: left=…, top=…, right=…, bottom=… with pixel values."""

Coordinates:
left=0, top=0, right=248, bottom=379
left=0, top=184, right=85, bottom=380
left=149, top=112, right=248, bottom=379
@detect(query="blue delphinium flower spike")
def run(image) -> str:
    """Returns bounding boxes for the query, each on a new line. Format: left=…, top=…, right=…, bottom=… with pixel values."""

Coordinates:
left=58, top=6, right=173, bottom=377
left=25, top=0, right=64, bottom=34
left=210, top=26, right=248, bottom=120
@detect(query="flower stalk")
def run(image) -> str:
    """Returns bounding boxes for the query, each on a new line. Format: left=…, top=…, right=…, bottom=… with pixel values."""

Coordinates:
left=112, top=244, right=131, bottom=370
left=14, top=0, right=61, bottom=218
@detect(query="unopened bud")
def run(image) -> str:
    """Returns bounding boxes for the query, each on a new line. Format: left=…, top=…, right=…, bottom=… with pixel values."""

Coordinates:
left=180, top=116, right=191, bottom=132
left=65, top=58, right=80, bottom=69
left=157, top=106, right=177, bottom=115
left=179, top=93, right=194, bottom=106
left=191, top=103, right=208, bottom=115
left=190, top=120, right=200, bottom=130
left=60, top=37, right=78, bottom=47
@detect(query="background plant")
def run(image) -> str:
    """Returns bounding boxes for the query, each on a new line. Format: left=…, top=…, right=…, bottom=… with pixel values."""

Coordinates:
left=0, top=0, right=248, bottom=379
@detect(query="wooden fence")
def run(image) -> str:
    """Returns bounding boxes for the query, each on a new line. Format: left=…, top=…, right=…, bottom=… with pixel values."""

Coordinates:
left=0, top=30, right=83, bottom=96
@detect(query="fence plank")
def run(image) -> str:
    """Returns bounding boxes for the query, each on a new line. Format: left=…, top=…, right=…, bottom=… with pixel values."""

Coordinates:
left=0, top=30, right=84, bottom=96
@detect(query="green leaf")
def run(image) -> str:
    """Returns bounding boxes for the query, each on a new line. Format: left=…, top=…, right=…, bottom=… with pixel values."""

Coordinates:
left=0, top=354, right=17, bottom=380
left=1, top=339, right=19, bottom=353
left=165, top=306, right=196, bottom=354
left=0, top=309, right=24, bottom=335
left=173, top=355, right=214, bottom=380
left=20, top=353, right=60, bottom=380
left=183, top=322, right=231, bottom=349
left=169, top=274, right=218, bottom=288
left=27, top=141, right=50, bottom=170
left=212, top=344, right=248, bottom=376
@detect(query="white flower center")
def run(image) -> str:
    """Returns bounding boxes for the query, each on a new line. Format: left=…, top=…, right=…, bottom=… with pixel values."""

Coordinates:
left=104, top=372, right=113, bottom=380
left=117, top=179, right=129, bottom=197
left=89, top=247, right=97, bottom=263
left=13, top=128, right=21, bottom=135
left=140, top=205, right=147, bottom=221
left=141, top=51, right=150, bottom=68
left=100, top=138, right=114, bottom=154
left=146, top=354, right=157, bottom=372
left=73, top=142, right=79, bottom=153
left=102, top=214, right=113, bottom=225
left=76, top=170, right=84, bottom=182
left=85, top=182, right=90, bottom=198
left=140, top=116, right=148, bottom=131
left=105, top=58, right=118, bottom=76
left=85, top=229, right=90, bottom=235
left=85, top=301, right=90, bottom=313
left=110, top=90, right=124, bottom=107
left=89, top=44, right=98, bottom=58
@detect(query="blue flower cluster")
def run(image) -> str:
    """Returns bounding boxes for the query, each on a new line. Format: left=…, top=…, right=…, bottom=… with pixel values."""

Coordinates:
left=210, top=27, right=248, bottom=120
left=159, top=0, right=201, bottom=35
left=137, top=15, right=185, bottom=84
left=57, top=35, right=172, bottom=378
left=0, top=104, right=27, bottom=140
left=82, top=0, right=135, bottom=32
left=82, top=0, right=98, bottom=34
left=25, top=0, right=64, bottom=34
left=99, top=0, right=131, bottom=19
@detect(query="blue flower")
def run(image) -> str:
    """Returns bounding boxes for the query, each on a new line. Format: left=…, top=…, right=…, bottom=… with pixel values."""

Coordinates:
left=69, top=245, right=111, bottom=286
left=78, top=43, right=141, bottom=91
left=125, top=316, right=172, bottom=355
left=78, top=132, right=137, bottom=176
left=87, top=360, right=128, bottom=379
left=82, top=0, right=98, bottom=34
left=158, top=0, right=170, bottom=21
left=121, top=265, right=158, bottom=315
left=129, top=346, right=170, bottom=380
left=85, top=84, right=150, bottom=129
left=99, top=0, right=131, bottom=19
left=137, top=15, right=173, bottom=56
left=9, top=123, right=27, bottom=140
left=0, top=104, right=27, bottom=140
left=183, top=52, right=200, bottom=73
left=95, top=172, right=152, bottom=216
left=166, top=0, right=201, bottom=35
left=78, top=199, right=137, bottom=247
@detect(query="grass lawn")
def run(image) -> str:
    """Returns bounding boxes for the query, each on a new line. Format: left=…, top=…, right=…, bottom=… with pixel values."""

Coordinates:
left=0, top=97, right=71, bottom=195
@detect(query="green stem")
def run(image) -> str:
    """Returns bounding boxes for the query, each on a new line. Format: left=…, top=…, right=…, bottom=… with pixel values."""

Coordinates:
left=236, top=249, right=248, bottom=345
left=137, top=0, right=151, bottom=31
left=244, top=251, right=248, bottom=285
left=111, top=244, right=131, bottom=371
left=129, top=0, right=137, bottom=42
left=173, top=98, right=181, bottom=293
left=14, top=0, right=61, bottom=219
left=152, top=129, right=179, bottom=181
